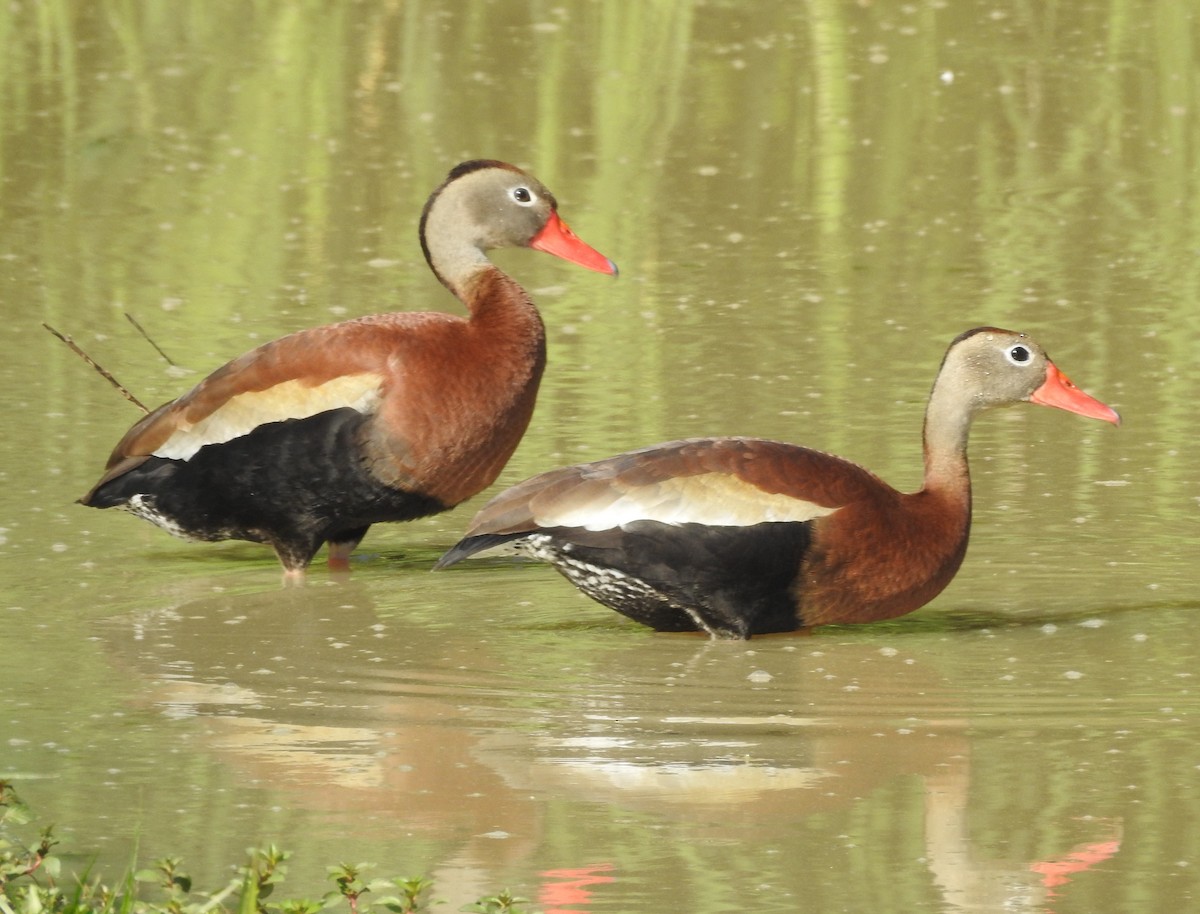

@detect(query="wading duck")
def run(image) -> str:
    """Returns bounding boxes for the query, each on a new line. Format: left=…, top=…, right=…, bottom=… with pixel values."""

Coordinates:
left=436, top=328, right=1119, bottom=638
left=81, top=160, right=617, bottom=577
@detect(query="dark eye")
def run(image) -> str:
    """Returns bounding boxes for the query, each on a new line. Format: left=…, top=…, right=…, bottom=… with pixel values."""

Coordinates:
left=1006, top=344, right=1032, bottom=365
left=511, top=186, right=535, bottom=205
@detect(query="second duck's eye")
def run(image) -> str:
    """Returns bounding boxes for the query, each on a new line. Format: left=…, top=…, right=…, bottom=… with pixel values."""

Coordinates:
left=1006, top=344, right=1032, bottom=365
left=511, top=186, right=535, bottom=205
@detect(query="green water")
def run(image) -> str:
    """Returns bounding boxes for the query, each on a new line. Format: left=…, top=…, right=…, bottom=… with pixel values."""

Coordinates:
left=2, top=2, right=1198, bottom=912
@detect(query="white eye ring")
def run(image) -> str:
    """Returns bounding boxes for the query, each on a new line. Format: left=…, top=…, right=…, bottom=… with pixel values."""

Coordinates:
left=1005, top=344, right=1033, bottom=366
left=510, top=186, right=537, bottom=206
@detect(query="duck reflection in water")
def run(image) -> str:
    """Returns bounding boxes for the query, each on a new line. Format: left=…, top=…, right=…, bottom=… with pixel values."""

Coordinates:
left=98, top=578, right=1120, bottom=912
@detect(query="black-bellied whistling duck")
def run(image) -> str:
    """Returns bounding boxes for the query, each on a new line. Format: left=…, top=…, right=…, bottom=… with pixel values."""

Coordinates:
left=436, top=328, right=1120, bottom=638
left=80, top=160, right=616, bottom=577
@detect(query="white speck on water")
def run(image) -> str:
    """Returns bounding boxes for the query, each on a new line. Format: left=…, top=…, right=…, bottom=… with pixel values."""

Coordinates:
left=748, top=670, right=773, bottom=684
left=51, top=543, right=68, bottom=553
left=940, top=70, right=955, bottom=84
left=1064, top=670, right=1085, bottom=680
left=878, top=646, right=899, bottom=657
left=1041, top=624, right=1058, bottom=634
left=1133, top=633, right=1148, bottom=642
left=696, top=165, right=720, bottom=176
left=1079, top=619, right=1105, bottom=628
left=481, top=830, right=510, bottom=840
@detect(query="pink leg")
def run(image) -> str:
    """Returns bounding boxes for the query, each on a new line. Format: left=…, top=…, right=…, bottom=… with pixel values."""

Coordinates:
left=327, top=526, right=369, bottom=572
left=327, top=541, right=355, bottom=572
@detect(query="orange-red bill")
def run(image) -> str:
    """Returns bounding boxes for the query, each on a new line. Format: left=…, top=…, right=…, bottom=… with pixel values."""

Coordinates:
left=1031, top=363, right=1121, bottom=426
left=531, top=212, right=618, bottom=275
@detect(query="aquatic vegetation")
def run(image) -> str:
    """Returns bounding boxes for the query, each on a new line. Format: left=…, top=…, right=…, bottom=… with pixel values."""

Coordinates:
left=0, top=783, right=527, bottom=914
left=459, top=891, right=529, bottom=914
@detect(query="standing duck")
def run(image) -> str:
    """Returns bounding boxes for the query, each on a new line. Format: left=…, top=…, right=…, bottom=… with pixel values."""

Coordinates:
left=436, top=328, right=1120, bottom=638
left=81, top=160, right=617, bottom=576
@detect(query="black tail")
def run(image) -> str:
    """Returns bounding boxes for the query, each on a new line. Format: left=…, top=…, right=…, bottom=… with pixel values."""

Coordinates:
left=434, top=532, right=531, bottom=569
left=80, top=458, right=183, bottom=508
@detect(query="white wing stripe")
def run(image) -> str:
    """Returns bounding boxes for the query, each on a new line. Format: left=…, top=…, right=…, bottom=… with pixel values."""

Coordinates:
left=533, top=473, right=839, bottom=530
left=154, top=373, right=383, bottom=460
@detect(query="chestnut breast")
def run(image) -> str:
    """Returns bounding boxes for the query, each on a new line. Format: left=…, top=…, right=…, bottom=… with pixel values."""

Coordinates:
left=364, top=269, right=547, bottom=505
left=799, top=486, right=972, bottom=626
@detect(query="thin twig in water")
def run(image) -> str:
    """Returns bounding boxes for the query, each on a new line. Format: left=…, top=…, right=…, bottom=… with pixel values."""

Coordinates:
left=125, top=312, right=177, bottom=366
left=43, top=323, right=150, bottom=414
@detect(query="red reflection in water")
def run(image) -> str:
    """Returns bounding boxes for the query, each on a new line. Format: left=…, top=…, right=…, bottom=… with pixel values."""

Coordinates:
left=1029, top=822, right=1121, bottom=905
left=538, top=863, right=616, bottom=913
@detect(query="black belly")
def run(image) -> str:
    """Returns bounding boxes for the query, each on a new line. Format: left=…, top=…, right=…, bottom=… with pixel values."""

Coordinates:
left=83, top=408, right=445, bottom=567
left=522, top=520, right=813, bottom=639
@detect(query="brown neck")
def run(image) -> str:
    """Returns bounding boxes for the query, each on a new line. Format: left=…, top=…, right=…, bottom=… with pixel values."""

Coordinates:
left=369, top=266, right=547, bottom=506
left=904, top=381, right=975, bottom=604
left=460, top=267, right=545, bottom=333
left=425, top=269, right=546, bottom=505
